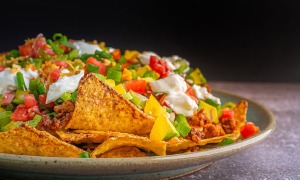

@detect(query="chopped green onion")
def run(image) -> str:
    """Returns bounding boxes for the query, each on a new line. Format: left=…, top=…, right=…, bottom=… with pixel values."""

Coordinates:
left=46, top=112, right=57, bottom=118
left=95, top=50, right=112, bottom=59
left=80, top=54, right=94, bottom=63
left=221, top=102, right=236, bottom=110
left=53, top=33, right=64, bottom=41
left=86, top=63, right=99, bottom=73
left=6, top=49, right=20, bottom=59
left=118, top=55, right=127, bottom=64
left=165, top=106, right=172, bottom=113
left=123, top=92, right=133, bottom=100
left=129, top=91, right=147, bottom=109
left=106, top=69, right=122, bottom=83
left=71, top=91, right=78, bottom=102
left=143, top=70, right=156, bottom=80
left=47, top=39, right=64, bottom=55
left=16, top=72, right=27, bottom=91
left=68, top=49, right=79, bottom=60
left=174, top=60, right=188, bottom=74
left=12, top=99, right=24, bottom=104
left=0, top=121, right=13, bottom=132
left=219, top=137, right=234, bottom=146
left=33, top=59, right=43, bottom=69
left=78, top=152, right=90, bottom=158
left=173, top=114, right=191, bottom=138
left=95, top=73, right=105, bottom=81
left=5, top=104, right=14, bottom=111
left=60, top=92, right=72, bottom=102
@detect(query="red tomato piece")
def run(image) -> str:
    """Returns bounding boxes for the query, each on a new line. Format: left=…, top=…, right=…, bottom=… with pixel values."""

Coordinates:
left=53, top=60, right=68, bottom=68
left=32, top=33, right=55, bottom=58
left=24, top=94, right=38, bottom=108
left=240, top=122, right=259, bottom=139
left=1, top=92, right=15, bottom=106
left=11, top=104, right=30, bottom=122
left=50, top=68, right=60, bottom=81
left=85, top=57, right=106, bottom=75
left=27, top=105, right=40, bottom=118
left=221, top=109, right=235, bottom=119
left=125, top=80, right=147, bottom=94
left=0, top=65, right=6, bottom=72
left=19, top=45, right=33, bottom=57
left=39, top=94, right=55, bottom=107
left=149, top=56, right=169, bottom=78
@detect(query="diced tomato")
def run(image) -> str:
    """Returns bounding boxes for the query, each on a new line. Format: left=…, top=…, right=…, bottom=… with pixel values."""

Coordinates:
left=32, top=33, right=55, bottom=58
left=50, top=68, right=60, bottom=81
left=0, top=65, right=6, bottom=72
left=1, top=92, right=15, bottom=106
left=59, top=45, right=70, bottom=53
left=221, top=109, right=235, bottom=119
left=125, top=80, right=147, bottom=94
left=39, top=94, right=55, bottom=108
left=53, top=60, right=68, bottom=68
left=112, top=49, right=121, bottom=60
left=11, top=104, right=30, bottom=122
left=19, top=45, right=33, bottom=57
left=85, top=57, right=106, bottom=75
left=240, top=122, right=260, bottom=139
left=149, top=56, right=169, bottom=78
left=24, top=94, right=38, bottom=108
left=27, top=105, right=40, bottom=118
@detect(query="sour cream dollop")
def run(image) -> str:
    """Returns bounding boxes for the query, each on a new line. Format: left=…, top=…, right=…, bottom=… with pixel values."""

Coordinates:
left=149, top=74, right=187, bottom=93
left=192, top=85, right=221, bottom=104
left=72, top=41, right=102, bottom=56
left=46, top=71, right=84, bottom=103
left=0, top=68, right=38, bottom=94
left=139, top=51, right=160, bottom=65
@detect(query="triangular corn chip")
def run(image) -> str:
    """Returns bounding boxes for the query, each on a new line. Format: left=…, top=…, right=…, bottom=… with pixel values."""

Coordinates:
left=99, top=146, right=147, bottom=158
left=65, top=73, right=155, bottom=135
left=0, top=125, right=84, bottom=157
left=91, top=135, right=166, bottom=157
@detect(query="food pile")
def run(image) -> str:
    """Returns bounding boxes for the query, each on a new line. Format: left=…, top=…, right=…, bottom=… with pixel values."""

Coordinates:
left=0, top=33, right=259, bottom=158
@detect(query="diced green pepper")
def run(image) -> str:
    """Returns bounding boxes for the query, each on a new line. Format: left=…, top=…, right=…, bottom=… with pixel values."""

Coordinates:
left=33, top=59, right=43, bottom=69
left=60, top=92, right=72, bottom=102
left=129, top=90, right=147, bottom=109
left=219, top=137, right=234, bottom=146
left=86, top=63, right=99, bottom=73
left=95, top=50, right=112, bottom=59
left=94, top=73, right=105, bottom=81
left=106, top=69, right=122, bottom=83
left=78, top=152, right=90, bottom=158
left=71, top=91, right=78, bottom=102
left=118, top=55, right=127, bottom=64
left=0, top=111, right=12, bottom=128
left=173, top=114, right=191, bottom=138
left=80, top=54, right=94, bottom=63
left=68, top=49, right=79, bottom=60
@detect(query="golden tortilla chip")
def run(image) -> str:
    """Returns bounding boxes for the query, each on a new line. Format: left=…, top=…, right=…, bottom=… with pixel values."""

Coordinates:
left=91, top=135, right=166, bottom=157
left=56, top=130, right=136, bottom=144
left=0, top=125, right=84, bottom=157
left=65, top=73, right=155, bottom=135
left=99, top=146, right=147, bottom=158
left=166, top=133, right=239, bottom=153
left=234, top=100, right=248, bottom=128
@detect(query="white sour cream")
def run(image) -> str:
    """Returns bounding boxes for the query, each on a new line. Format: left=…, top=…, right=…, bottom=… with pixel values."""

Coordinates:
left=73, top=41, right=102, bottom=56
left=139, top=51, right=159, bottom=65
left=192, top=85, right=221, bottom=104
left=0, top=68, right=38, bottom=94
left=164, top=92, right=198, bottom=117
left=149, top=74, right=187, bottom=93
left=46, top=70, right=84, bottom=103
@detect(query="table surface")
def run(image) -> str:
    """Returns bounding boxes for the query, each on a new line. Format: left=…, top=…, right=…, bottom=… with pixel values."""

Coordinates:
left=173, top=82, right=300, bottom=180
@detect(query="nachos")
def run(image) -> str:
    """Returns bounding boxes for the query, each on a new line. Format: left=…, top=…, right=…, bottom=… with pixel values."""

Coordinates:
left=0, top=33, right=260, bottom=158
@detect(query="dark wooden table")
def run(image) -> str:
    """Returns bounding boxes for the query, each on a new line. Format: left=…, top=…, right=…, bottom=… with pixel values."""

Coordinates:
left=174, top=82, right=300, bottom=180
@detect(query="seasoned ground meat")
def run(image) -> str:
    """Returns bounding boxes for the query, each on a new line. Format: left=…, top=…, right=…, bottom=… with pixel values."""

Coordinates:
left=203, top=124, right=225, bottom=138
left=186, top=127, right=205, bottom=143
left=37, top=100, right=75, bottom=131
left=188, top=109, right=211, bottom=127
left=220, top=117, right=238, bottom=134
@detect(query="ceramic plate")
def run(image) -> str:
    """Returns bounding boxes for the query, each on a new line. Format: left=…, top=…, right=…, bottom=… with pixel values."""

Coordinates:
left=0, top=90, right=275, bottom=180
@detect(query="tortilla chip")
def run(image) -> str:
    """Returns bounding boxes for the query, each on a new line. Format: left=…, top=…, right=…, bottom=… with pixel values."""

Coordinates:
left=99, top=146, right=147, bottom=158
left=0, top=125, right=84, bottom=157
left=56, top=130, right=136, bottom=144
left=91, top=135, right=166, bottom=157
left=234, top=100, right=248, bottom=128
left=166, top=133, right=239, bottom=153
left=65, top=73, right=155, bottom=135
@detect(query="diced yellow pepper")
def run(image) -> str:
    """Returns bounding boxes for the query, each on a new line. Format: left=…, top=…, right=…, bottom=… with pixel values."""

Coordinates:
left=136, top=65, right=151, bottom=77
left=198, top=100, right=219, bottom=124
left=189, top=68, right=207, bottom=85
left=141, top=77, right=154, bottom=82
left=113, top=84, right=126, bottom=95
left=105, top=79, right=115, bottom=87
left=150, top=115, right=179, bottom=141
left=144, top=95, right=166, bottom=118
left=124, top=50, right=139, bottom=61
left=121, top=68, right=132, bottom=81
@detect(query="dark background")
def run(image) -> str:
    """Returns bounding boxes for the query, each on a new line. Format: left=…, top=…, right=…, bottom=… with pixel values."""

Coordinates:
left=1, top=1, right=300, bottom=83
